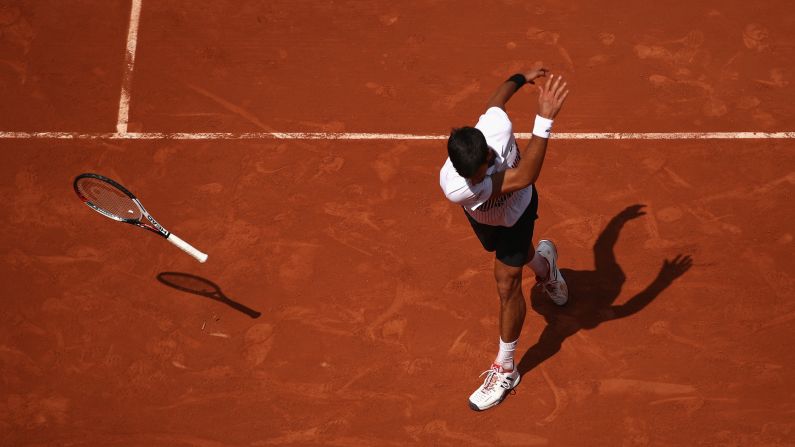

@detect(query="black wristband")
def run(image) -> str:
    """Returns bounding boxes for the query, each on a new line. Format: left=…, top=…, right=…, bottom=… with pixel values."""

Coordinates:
left=506, top=73, right=528, bottom=88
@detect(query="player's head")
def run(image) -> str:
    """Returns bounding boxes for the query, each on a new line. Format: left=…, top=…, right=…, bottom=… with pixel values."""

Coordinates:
left=447, top=127, right=492, bottom=183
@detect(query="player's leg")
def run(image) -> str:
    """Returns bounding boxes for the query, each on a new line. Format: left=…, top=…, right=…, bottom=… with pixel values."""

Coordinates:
left=468, top=204, right=537, bottom=411
left=468, top=258, right=524, bottom=412
left=464, top=205, right=529, bottom=360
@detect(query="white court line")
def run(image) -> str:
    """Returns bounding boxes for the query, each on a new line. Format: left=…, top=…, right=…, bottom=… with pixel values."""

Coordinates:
left=0, top=131, right=794, bottom=140
left=34, top=0, right=795, bottom=143
left=116, top=0, right=143, bottom=135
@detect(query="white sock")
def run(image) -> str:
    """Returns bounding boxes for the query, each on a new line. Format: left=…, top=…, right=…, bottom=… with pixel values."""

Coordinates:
left=495, top=338, right=518, bottom=371
left=528, top=251, right=550, bottom=280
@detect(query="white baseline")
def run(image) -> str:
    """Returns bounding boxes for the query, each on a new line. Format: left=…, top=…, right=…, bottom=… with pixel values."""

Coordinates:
left=0, top=131, right=794, bottom=140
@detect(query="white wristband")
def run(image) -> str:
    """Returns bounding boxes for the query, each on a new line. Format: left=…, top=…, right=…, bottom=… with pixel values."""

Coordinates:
left=533, top=115, right=554, bottom=139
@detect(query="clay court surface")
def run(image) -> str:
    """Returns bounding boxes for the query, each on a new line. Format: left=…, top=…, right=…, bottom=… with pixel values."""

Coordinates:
left=1, top=1, right=794, bottom=445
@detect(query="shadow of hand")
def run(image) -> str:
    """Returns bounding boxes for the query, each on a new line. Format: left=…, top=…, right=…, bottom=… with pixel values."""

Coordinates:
left=617, top=204, right=647, bottom=221
left=657, top=254, right=693, bottom=284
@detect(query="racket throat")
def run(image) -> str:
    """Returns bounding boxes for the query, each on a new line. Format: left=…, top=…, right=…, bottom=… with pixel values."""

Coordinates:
left=135, top=199, right=167, bottom=235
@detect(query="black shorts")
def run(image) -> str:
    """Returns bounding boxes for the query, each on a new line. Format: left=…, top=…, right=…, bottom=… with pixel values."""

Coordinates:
left=465, top=187, right=539, bottom=267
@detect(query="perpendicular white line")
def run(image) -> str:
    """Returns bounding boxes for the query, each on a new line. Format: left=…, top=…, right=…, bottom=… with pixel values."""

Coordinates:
left=1, top=131, right=795, bottom=140
left=116, top=0, right=143, bottom=135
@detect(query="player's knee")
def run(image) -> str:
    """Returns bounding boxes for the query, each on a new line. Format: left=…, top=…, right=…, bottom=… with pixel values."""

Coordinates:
left=495, top=269, right=522, bottom=299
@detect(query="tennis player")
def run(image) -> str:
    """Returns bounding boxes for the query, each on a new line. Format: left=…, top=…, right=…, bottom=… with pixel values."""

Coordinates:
left=439, top=62, right=570, bottom=411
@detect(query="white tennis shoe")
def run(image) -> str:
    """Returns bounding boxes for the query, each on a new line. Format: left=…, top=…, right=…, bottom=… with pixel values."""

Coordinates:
left=468, top=363, right=521, bottom=411
left=535, top=239, right=568, bottom=305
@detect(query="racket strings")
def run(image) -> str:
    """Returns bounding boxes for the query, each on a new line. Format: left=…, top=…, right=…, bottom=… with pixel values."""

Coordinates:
left=76, top=178, right=142, bottom=220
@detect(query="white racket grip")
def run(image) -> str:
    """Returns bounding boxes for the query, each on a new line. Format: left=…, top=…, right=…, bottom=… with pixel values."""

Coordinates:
left=167, top=233, right=208, bottom=263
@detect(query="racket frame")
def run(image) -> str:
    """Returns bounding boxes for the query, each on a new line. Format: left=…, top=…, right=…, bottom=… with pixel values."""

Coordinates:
left=74, top=173, right=170, bottom=237
left=74, top=173, right=208, bottom=262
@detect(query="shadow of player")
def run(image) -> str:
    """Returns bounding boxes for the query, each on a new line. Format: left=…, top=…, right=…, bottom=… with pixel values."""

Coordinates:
left=517, top=204, right=692, bottom=376
left=156, top=272, right=261, bottom=319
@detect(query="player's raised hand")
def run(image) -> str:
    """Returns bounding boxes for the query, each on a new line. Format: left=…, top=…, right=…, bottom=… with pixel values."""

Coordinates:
left=523, top=61, right=549, bottom=83
left=537, top=74, right=570, bottom=119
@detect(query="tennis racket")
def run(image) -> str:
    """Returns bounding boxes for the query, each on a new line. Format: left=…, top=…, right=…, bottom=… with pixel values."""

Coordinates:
left=74, top=173, right=208, bottom=263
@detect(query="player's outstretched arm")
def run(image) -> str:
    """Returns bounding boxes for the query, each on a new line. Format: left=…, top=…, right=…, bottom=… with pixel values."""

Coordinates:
left=485, top=61, right=549, bottom=110
left=488, top=73, right=569, bottom=200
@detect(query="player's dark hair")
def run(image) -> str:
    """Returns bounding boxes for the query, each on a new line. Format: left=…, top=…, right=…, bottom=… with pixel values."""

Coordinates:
left=447, top=127, right=488, bottom=178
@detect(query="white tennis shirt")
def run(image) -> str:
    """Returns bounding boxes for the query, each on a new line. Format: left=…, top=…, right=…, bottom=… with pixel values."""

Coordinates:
left=439, top=107, right=533, bottom=227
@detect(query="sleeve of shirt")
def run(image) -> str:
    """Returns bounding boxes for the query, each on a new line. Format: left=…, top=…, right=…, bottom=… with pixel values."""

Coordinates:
left=443, top=175, right=493, bottom=211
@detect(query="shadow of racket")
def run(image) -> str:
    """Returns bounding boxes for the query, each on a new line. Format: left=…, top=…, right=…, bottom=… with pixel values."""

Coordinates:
left=156, top=272, right=261, bottom=319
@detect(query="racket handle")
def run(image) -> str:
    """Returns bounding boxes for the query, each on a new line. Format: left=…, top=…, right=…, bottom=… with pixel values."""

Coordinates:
left=167, top=233, right=208, bottom=263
